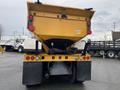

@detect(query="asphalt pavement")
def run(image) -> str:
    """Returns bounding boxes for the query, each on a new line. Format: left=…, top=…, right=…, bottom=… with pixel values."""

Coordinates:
left=0, top=52, right=120, bottom=90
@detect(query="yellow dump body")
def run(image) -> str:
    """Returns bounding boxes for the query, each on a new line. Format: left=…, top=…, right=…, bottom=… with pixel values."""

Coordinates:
left=27, top=2, right=94, bottom=51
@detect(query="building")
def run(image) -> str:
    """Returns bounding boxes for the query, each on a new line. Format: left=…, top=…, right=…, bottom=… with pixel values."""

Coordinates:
left=112, top=31, right=120, bottom=41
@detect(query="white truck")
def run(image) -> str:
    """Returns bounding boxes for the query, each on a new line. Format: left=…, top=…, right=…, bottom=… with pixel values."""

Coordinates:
left=16, top=38, right=42, bottom=53
left=0, top=38, right=42, bottom=52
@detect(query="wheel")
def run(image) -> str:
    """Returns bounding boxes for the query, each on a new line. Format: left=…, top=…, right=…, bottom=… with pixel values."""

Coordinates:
left=107, top=51, right=115, bottom=58
left=117, top=52, right=120, bottom=59
left=99, top=50, right=105, bottom=56
left=18, top=46, right=24, bottom=53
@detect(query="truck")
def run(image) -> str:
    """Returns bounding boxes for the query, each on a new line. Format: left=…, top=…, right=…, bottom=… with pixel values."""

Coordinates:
left=16, top=38, right=41, bottom=53
left=89, top=41, right=120, bottom=58
left=0, top=39, right=17, bottom=51
left=23, top=1, right=94, bottom=86
left=0, top=38, right=41, bottom=52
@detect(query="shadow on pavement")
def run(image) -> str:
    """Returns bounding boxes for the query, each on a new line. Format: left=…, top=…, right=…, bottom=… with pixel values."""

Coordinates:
left=26, top=76, right=85, bottom=90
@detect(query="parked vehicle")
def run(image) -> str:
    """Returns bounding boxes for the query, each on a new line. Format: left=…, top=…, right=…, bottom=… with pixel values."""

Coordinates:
left=15, top=38, right=42, bottom=53
left=89, top=41, right=120, bottom=58
left=0, top=39, right=16, bottom=51
left=0, top=38, right=41, bottom=52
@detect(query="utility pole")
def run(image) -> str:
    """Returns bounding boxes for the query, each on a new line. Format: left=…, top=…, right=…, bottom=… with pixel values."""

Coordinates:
left=36, top=0, right=42, bottom=4
left=113, top=22, right=116, bottom=31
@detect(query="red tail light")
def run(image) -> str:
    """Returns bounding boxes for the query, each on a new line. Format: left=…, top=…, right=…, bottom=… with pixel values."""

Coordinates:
left=88, top=30, right=92, bottom=35
left=26, top=56, right=30, bottom=60
left=31, top=56, right=35, bottom=60
left=83, top=56, right=86, bottom=60
left=28, top=15, right=33, bottom=20
left=28, top=24, right=34, bottom=32
left=28, top=15, right=34, bottom=32
left=86, top=56, right=90, bottom=60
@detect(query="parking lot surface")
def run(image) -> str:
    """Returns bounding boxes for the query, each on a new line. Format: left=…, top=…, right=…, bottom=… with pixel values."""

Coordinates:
left=0, top=52, right=120, bottom=90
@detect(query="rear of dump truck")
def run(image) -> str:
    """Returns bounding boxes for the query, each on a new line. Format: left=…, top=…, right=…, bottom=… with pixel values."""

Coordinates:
left=23, top=1, right=94, bottom=86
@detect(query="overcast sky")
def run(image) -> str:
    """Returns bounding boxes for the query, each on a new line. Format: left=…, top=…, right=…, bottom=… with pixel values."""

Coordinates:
left=0, top=0, right=120, bottom=40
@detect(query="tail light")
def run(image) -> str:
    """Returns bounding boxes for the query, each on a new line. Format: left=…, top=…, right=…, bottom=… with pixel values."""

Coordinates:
left=31, top=56, right=35, bottom=60
left=86, top=56, right=90, bottom=60
left=26, top=56, right=30, bottom=60
left=83, top=56, right=86, bottom=60
left=25, top=56, right=35, bottom=61
left=28, top=24, right=34, bottom=32
left=28, top=15, right=33, bottom=20
left=28, top=15, right=34, bottom=32
left=88, top=30, right=92, bottom=35
left=82, top=56, right=90, bottom=61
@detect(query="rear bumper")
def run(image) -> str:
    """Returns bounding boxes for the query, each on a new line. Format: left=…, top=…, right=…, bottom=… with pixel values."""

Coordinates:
left=23, top=54, right=91, bottom=62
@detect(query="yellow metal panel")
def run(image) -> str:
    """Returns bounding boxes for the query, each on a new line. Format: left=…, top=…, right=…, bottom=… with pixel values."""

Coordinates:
left=31, top=11, right=86, bottom=21
left=33, top=16, right=87, bottom=39
left=27, top=2, right=94, bottom=18
left=32, top=11, right=88, bottom=41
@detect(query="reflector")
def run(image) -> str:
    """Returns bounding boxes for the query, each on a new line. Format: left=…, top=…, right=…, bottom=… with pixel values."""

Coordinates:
left=83, top=56, right=86, bottom=60
left=28, top=25, right=34, bottom=32
left=28, top=15, right=33, bottom=20
left=31, top=56, right=35, bottom=60
left=88, top=30, right=92, bottom=35
left=26, top=56, right=30, bottom=60
left=86, top=56, right=90, bottom=60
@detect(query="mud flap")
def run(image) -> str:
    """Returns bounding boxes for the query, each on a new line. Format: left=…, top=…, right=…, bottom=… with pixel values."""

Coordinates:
left=22, top=62, right=43, bottom=85
left=76, top=61, right=91, bottom=81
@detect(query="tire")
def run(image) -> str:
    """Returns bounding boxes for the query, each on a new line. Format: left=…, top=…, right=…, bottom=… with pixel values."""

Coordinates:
left=18, top=46, right=24, bottom=53
left=117, top=52, right=120, bottom=59
left=107, top=51, right=115, bottom=58
left=99, top=50, right=105, bottom=56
